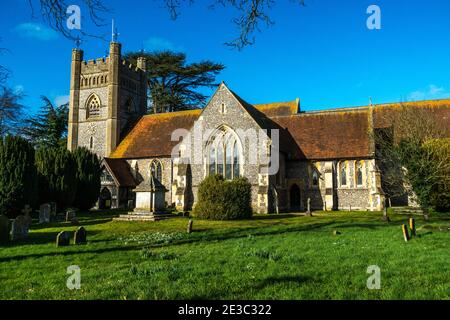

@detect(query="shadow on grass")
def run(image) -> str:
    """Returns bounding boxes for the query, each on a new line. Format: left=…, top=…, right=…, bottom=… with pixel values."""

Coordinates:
left=0, top=243, right=141, bottom=263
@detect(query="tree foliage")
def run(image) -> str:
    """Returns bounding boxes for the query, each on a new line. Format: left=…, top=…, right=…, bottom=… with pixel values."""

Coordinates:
left=21, top=96, right=68, bottom=148
left=0, top=85, right=25, bottom=137
left=374, top=105, right=449, bottom=211
left=0, top=136, right=38, bottom=218
left=35, top=147, right=77, bottom=210
left=73, top=147, right=101, bottom=210
left=126, top=51, right=224, bottom=113
left=193, top=174, right=253, bottom=220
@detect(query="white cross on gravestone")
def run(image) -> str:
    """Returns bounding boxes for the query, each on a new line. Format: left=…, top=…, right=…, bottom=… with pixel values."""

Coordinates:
left=21, top=205, right=32, bottom=216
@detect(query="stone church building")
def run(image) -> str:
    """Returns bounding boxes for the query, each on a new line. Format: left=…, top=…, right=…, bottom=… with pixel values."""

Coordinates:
left=67, top=42, right=450, bottom=213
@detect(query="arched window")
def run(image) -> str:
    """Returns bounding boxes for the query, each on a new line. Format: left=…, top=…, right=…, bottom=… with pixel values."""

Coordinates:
left=356, top=161, right=363, bottom=186
left=206, top=126, right=241, bottom=179
left=89, top=136, right=94, bottom=149
left=86, top=94, right=101, bottom=118
left=340, top=162, right=347, bottom=186
left=149, top=159, right=162, bottom=182
left=312, top=170, right=319, bottom=186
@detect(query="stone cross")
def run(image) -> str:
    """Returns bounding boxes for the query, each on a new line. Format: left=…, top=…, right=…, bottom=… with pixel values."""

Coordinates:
left=306, top=197, right=312, bottom=216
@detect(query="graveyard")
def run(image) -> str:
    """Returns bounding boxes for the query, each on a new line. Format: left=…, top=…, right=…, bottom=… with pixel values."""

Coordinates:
left=0, top=209, right=449, bottom=299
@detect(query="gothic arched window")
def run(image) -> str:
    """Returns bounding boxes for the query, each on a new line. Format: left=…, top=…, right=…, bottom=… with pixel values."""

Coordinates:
left=356, top=161, right=363, bottom=186
left=340, top=162, right=347, bottom=186
left=312, top=170, right=319, bottom=186
left=206, top=126, right=241, bottom=179
left=86, top=94, right=101, bottom=118
left=149, top=159, right=162, bottom=182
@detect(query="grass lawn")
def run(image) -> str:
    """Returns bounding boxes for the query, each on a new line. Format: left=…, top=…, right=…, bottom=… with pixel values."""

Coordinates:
left=0, top=210, right=449, bottom=300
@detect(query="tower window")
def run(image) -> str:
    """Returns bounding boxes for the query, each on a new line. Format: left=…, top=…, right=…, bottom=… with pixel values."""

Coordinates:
left=86, top=94, right=101, bottom=118
left=89, top=136, right=94, bottom=149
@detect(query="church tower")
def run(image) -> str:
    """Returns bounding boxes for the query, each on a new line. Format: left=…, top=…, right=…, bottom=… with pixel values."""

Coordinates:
left=67, top=42, right=147, bottom=157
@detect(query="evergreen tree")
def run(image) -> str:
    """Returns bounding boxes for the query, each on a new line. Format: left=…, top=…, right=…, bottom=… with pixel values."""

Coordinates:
left=0, top=136, right=37, bottom=218
left=73, top=147, right=101, bottom=210
left=21, top=96, right=68, bottom=148
left=35, top=147, right=77, bottom=210
left=125, top=51, right=224, bottom=113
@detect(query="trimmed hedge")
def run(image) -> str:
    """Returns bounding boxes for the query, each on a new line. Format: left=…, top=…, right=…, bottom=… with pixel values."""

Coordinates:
left=193, top=175, right=252, bottom=220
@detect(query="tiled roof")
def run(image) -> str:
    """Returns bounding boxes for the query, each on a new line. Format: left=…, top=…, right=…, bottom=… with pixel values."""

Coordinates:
left=110, top=93, right=450, bottom=160
left=110, top=109, right=202, bottom=159
left=102, top=158, right=136, bottom=187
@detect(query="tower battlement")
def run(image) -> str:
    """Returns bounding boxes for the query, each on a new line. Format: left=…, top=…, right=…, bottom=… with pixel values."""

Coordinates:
left=68, top=41, right=148, bottom=158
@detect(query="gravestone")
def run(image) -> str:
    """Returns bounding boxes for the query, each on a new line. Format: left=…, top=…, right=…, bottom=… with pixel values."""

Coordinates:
left=74, top=227, right=87, bottom=244
left=409, top=218, right=416, bottom=237
left=39, top=204, right=51, bottom=223
left=11, top=215, right=29, bottom=241
left=333, top=230, right=341, bottom=236
left=65, top=209, right=76, bottom=222
left=49, top=202, right=57, bottom=221
left=56, top=231, right=70, bottom=246
left=22, top=205, right=33, bottom=226
left=187, top=219, right=193, bottom=234
left=0, top=215, right=10, bottom=243
left=306, top=198, right=312, bottom=217
left=381, top=207, right=390, bottom=222
left=401, top=224, right=410, bottom=242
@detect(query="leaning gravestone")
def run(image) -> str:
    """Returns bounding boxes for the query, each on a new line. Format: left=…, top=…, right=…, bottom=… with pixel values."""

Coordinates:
left=65, top=209, right=76, bottom=222
left=187, top=219, right=193, bottom=234
left=0, top=215, right=10, bottom=243
left=11, top=215, right=30, bottom=241
left=74, top=227, right=87, bottom=245
left=22, top=205, right=33, bottom=226
left=56, top=231, right=71, bottom=246
left=39, top=204, right=51, bottom=223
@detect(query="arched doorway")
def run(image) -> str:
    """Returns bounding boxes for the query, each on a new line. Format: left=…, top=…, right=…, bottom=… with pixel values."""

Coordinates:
left=289, top=184, right=301, bottom=212
left=99, top=187, right=112, bottom=209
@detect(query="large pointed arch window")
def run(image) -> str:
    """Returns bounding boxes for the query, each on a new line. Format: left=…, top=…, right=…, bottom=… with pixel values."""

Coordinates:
left=355, top=160, right=364, bottom=186
left=86, top=94, right=101, bottom=119
left=207, top=127, right=242, bottom=179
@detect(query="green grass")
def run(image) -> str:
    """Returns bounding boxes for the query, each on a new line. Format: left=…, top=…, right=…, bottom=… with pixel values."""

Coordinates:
left=1, top=210, right=449, bottom=300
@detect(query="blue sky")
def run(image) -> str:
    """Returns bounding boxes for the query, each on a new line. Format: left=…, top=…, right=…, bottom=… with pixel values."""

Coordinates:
left=1, top=0, right=450, bottom=115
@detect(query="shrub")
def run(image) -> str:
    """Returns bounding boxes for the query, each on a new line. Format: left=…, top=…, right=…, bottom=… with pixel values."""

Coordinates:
left=193, top=175, right=252, bottom=220
left=35, top=147, right=77, bottom=210
left=0, top=136, right=38, bottom=218
left=73, top=147, right=101, bottom=210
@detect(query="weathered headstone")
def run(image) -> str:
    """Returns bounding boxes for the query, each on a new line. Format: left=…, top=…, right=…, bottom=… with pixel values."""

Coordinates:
left=409, top=218, right=416, bottom=237
left=39, top=203, right=51, bottom=223
left=381, top=207, right=390, bottom=222
left=333, top=230, right=341, bottom=236
left=56, top=231, right=70, bottom=246
left=65, top=209, right=76, bottom=222
left=423, top=208, right=429, bottom=221
left=49, top=202, right=57, bottom=221
left=11, top=215, right=29, bottom=241
left=22, top=205, right=33, bottom=226
left=306, top=198, right=312, bottom=216
left=0, top=215, right=10, bottom=243
left=74, top=227, right=87, bottom=244
left=401, top=224, right=410, bottom=242
left=127, top=200, right=134, bottom=209
left=187, top=219, right=193, bottom=234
